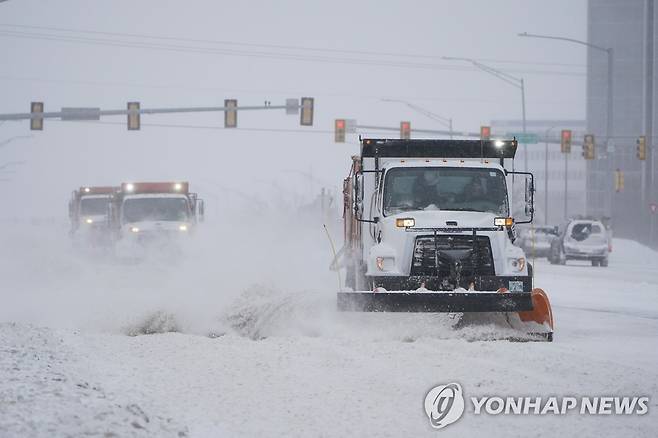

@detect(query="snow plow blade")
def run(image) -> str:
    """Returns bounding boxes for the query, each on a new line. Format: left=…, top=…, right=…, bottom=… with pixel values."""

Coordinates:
left=337, top=291, right=533, bottom=313
left=518, top=288, right=554, bottom=341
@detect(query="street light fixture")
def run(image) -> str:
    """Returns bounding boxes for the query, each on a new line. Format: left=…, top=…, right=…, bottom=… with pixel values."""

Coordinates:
left=519, top=31, right=615, bottom=220
left=518, top=32, right=613, bottom=146
left=442, top=56, right=528, bottom=171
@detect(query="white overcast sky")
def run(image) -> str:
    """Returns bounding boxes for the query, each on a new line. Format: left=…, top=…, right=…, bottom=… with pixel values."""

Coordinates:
left=0, top=0, right=587, bottom=218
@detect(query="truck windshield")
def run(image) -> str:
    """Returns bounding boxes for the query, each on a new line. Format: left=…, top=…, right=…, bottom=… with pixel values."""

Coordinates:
left=122, top=198, right=189, bottom=222
left=80, top=197, right=109, bottom=216
left=383, top=167, right=508, bottom=216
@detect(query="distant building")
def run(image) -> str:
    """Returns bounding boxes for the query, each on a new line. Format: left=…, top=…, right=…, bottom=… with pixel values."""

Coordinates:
left=491, top=119, right=587, bottom=225
left=587, top=0, right=657, bottom=244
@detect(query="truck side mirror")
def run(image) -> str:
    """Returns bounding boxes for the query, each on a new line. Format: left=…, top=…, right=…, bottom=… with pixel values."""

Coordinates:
left=524, top=177, right=533, bottom=203
left=508, top=170, right=535, bottom=225
left=198, top=199, right=205, bottom=222
left=524, top=176, right=534, bottom=216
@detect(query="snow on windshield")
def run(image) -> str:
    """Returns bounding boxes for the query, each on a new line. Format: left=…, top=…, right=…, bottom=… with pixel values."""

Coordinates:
left=383, top=167, right=508, bottom=216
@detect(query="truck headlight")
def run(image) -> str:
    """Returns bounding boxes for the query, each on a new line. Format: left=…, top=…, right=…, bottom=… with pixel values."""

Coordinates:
left=130, top=226, right=140, bottom=233
left=494, top=217, right=514, bottom=227
left=510, top=257, right=526, bottom=272
left=395, top=218, right=415, bottom=228
left=85, top=218, right=94, bottom=224
left=179, top=224, right=188, bottom=231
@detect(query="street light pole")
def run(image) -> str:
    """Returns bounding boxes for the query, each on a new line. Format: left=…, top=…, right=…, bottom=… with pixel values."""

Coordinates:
left=442, top=56, right=528, bottom=171
left=564, top=146, right=569, bottom=220
left=544, top=126, right=556, bottom=224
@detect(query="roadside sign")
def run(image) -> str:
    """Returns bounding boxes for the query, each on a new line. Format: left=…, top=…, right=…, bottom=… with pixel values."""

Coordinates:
left=285, top=98, right=299, bottom=115
left=61, top=107, right=101, bottom=121
left=506, top=132, right=538, bottom=144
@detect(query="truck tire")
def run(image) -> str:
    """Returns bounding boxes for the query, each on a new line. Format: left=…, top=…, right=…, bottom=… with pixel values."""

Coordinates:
left=591, top=259, right=599, bottom=267
left=600, top=258, right=609, bottom=267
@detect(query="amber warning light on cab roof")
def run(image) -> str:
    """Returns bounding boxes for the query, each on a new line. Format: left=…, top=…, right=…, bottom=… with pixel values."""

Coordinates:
left=121, top=182, right=189, bottom=194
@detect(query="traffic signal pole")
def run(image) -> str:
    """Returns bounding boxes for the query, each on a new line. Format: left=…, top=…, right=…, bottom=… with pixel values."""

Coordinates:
left=0, top=99, right=313, bottom=128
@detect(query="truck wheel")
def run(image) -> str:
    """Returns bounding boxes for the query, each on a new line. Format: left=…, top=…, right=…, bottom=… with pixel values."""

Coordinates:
left=600, top=258, right=609, bottom=267
left=591, top=259, right=599, bottom=267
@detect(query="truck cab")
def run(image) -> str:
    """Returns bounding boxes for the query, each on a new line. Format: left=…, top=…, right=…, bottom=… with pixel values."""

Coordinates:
left=109, top=182, right=204, bottom=246
left=336, top=138, right=547, bottom=320
left=363, top=160, right=528, bottom=291
left=68, top=186, right=117, bottom=242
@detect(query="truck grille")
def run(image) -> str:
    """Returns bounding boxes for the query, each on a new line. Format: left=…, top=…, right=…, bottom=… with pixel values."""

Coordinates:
left=410, top=235, right=495, bottom=277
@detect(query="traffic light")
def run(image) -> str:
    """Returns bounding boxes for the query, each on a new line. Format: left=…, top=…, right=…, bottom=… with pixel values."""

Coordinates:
left=400, top=121, right=411, bottom=139
left=614, top=169, right=624, bottom=192
left=300, top=97, right=314, bottom=126
left=127, top=102, right=140, bottom=130
left=480, top=126, right=491, bottom=141
left=335, top=119, right=346, bottom=143
left=582, top=134, right=595, bottom=160
left=560, top=129, right=572, bottom=153
left=636, top=135, right=647, bottom=160
left=30, top=102, right=44, bottom=131
left=224, top=99, right=237, bottom=128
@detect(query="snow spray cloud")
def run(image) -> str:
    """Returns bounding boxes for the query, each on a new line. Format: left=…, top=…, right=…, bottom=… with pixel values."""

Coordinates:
left=424, top=383, right=649, bottom=430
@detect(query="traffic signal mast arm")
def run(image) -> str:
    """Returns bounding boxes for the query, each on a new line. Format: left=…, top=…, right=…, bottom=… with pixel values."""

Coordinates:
left=0, top=102, right=305, bottom=121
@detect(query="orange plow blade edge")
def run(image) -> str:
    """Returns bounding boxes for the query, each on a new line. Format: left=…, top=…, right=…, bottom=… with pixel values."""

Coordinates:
left=517, top=288, right=554, bottom=341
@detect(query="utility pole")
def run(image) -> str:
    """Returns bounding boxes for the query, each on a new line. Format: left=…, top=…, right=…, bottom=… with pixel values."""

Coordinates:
left=442, top=56, right=528, bottom=171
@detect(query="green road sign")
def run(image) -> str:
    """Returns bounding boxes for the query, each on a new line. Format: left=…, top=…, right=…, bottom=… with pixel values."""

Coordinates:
left=506, top=132, right=539, bottom=144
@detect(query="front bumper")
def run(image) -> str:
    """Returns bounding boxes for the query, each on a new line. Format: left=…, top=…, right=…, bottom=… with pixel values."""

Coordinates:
left=337, top=290, right=532, bottom=313
left=370, top=275, right=533, bottom=293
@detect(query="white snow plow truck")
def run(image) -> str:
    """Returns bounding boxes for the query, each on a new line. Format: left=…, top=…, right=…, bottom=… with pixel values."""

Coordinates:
left=108, top=181, right=204, bottom=253
left=68, top=186, right=117, bottom=245
left=333, top=138, right=554, bottom=341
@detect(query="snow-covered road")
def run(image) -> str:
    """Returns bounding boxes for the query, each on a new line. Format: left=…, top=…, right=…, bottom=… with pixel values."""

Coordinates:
left=1, top=222, right=657, bottom=437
